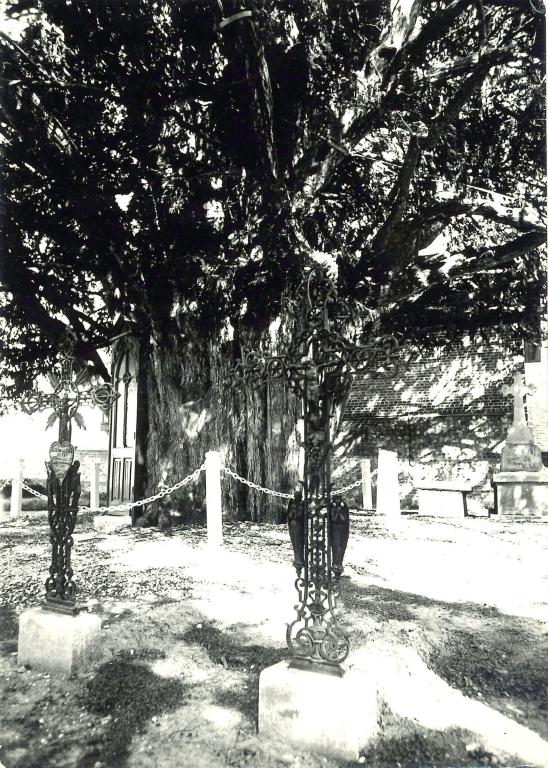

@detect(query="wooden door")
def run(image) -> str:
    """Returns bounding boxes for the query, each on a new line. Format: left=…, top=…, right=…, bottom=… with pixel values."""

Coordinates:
left=108, top=345, right=138, bottom=511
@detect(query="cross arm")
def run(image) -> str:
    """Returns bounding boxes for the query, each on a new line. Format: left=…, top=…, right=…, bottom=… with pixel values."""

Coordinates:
left=318, top=334, right=400, bottom=373
left=78, top=381, right=120, bottom=412
left=20, top=390, right=57, bottom=415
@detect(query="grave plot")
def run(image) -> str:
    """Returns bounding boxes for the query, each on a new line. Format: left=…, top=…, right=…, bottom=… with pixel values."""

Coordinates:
left=1, top=511, right=547, bottom=768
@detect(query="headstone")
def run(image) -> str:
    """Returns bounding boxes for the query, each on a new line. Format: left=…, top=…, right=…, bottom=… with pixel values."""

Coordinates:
left=493, top=372, right=548, bottom=519
left=376, top=449, right=400, bottom=516
left=500, top=372, right=543, bottom=471
left=360, top=459, right=373, bottom=510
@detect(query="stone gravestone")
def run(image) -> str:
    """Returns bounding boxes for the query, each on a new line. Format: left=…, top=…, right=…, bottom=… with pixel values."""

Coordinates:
left=493, top=372, right=548, bottom=519
left=500, top=372, right=543, bottom=471
left=376, top=449, right=400, bottom=517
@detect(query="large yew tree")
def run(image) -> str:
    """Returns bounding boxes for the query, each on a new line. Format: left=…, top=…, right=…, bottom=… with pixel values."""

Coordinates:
left=0, top=0, right=545, bottom=519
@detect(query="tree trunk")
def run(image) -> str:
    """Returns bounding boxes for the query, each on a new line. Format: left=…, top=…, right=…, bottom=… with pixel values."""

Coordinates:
left=137, top=324, right=300, bottom=525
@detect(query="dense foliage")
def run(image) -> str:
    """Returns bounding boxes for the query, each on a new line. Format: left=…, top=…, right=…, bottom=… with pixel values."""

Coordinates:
left=0, top=0, right=545, bottom=398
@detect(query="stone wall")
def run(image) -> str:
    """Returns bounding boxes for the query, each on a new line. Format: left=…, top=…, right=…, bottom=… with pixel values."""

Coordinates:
left=336, top=414, right=505, bottom=512
left=74, top=449, right=109, bottom=493
left=339, top=339, right=535, bottom=513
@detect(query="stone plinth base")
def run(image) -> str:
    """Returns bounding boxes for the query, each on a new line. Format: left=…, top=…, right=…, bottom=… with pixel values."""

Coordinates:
left=493, top=472, right=548, bottom=519
left=258, top=661, right=378, bottom=760
left=18, top=607, right=102, bottom=676
left=93, top=514, right=132, bottom=533
left=416, top=482, right=472, bottom=517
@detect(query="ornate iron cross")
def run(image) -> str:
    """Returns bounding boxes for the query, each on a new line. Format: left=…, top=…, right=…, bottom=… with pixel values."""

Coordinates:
left=235, top=267, right=398, bottom=673
left=20, top=330, right=119, bottom=613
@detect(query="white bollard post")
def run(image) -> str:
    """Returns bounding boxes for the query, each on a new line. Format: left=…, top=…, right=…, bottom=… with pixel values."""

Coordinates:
left=376, top=449, right=401, bottom=517
left=90, top=461, right=101, bottom=510
left=205, top=450, right=223, bottom=548
left=10, top=457, right=24, bottom=518
left=360, top=459, right=373, bottom=510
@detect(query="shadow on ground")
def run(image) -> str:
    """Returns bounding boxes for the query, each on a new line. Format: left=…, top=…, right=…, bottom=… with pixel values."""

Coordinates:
left=343, top=579, right=501, bottom=621
left=181, top=621, right=289, bottom=723
left=77, top=649, right=187, bottom=768
left=351, top=713, right=498, bottom=768
left=342, top=579, right=548, bottom=739
left=428, top=624, right=548, bottom=738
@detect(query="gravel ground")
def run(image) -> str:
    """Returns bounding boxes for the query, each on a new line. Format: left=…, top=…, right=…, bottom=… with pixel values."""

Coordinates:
left=1, top=511, right=547, bottom=768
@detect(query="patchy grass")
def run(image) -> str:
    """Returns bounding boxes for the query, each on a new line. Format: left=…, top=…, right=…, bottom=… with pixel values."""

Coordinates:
left=182, top=621, right=289, bottom=723
left=1, top=515, right=547, bottom=768
left=81, top=653, right=187, bottom=767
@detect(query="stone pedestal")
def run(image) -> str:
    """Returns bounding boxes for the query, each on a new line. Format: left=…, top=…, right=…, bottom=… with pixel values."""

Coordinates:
left=93, top=514, right=132, bottom=533
left=493, top=471, right=548, bottom=519
left=501, top=442, right=543, bottom=472
left=18, top=607, right=102, bottom=676
left=416, top=481, right=472, bottom=517
left=258, top=661, right=378, bottom=760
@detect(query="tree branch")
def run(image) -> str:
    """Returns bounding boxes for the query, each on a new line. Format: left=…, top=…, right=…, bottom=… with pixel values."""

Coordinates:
left=416, top=196, right=546, bottom=247
left=447, top=230, right=546, bottom=275
left=215, top=7, right=280, bottom=189
left=370, top=46, right=516, bottom=260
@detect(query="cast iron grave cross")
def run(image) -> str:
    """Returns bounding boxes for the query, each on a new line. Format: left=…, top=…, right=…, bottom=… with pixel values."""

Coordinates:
left=20, top=331, right=119, bottom=613
left=236, top=267, right=398, bottom=674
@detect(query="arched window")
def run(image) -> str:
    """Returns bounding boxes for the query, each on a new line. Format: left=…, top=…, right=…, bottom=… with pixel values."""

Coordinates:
left=113, top=349, right=137, bottom=449
left=109, top=340, right=139, bottom=506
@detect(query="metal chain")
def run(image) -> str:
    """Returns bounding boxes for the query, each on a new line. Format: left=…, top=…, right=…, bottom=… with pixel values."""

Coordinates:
left=21, top=481, right=48, bottom=500
left=18, top=462, right=362, bottom=513
left=221, top=465, right=293, bottom=499
left=88, top=463, right=205, bottom=514
left=221, top=465, right=363, bottom=500
left=19, top=465, right=205, bottom=514
left=332, top=477, right=363, bottom=495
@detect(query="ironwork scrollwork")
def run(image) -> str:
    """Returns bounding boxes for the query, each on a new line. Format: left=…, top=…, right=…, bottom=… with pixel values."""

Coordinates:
left=44, top=460, right=80, bottom=613
left=19, top=329, right=120, bottom=614
left=237, top=266, right=398, bottom=672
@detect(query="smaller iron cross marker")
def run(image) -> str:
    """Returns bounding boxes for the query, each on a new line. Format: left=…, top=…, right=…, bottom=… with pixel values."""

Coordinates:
left=18, top=329, right=119, bottom=614
left=20, top=331, right=119, bottom=442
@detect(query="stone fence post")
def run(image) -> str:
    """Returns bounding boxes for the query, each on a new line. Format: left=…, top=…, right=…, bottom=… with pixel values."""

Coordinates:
left=90, top=461, right=101, bottom=510
left=360, top=459, right=373, bottom=510
left=376, top=449, right=401, bottom=517
left=205, top=450, right=223, bottom=548
left=10, top=457, right=24, bottom=518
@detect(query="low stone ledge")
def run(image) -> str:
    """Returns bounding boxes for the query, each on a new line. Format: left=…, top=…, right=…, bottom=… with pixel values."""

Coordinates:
left=415, top=481, right=472, bottom=492
left=415, top=483, right=471, bottom=517
left=93, top=514, right=132, bottom=533
left=493, top=471, right=548, bottom=484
